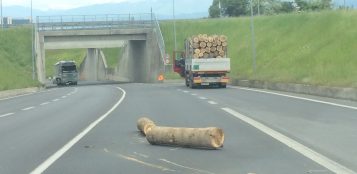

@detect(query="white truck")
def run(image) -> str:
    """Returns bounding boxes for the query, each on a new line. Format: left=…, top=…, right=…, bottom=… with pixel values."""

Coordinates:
left=173, top=38, right=230, bottom=88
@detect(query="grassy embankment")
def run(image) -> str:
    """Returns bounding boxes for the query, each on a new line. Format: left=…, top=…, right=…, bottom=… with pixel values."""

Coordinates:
left=0, top=27, right=39, bottom=90
left=160, top=10, right=357, bottom=87
left=1, top=11, right=356, bottom=90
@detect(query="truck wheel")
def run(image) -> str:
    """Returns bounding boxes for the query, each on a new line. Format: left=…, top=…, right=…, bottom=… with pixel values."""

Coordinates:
left=220, top=83, right=227, bottom=88
left=56, top=78, right=62, bottom=86
left=185, top=78, right=189, bottom=87
left=189, top=80, right=197, bottom=89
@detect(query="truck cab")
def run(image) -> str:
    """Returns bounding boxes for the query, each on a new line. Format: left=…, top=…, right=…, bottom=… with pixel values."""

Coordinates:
left=53, top=61, right=79, bottom=86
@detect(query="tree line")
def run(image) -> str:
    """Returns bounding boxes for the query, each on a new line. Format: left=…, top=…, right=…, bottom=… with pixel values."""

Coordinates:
left=209, top=0, right=333, bottom=17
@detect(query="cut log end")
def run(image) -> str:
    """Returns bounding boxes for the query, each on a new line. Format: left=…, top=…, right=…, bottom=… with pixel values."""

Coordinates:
left=208, top=127, right=224, bottom=148
left=137, top=117, right=156, bottom=135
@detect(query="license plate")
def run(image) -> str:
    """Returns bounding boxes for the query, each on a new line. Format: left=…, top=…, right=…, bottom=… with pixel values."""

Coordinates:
left=201, top=83, right=209, bottom=86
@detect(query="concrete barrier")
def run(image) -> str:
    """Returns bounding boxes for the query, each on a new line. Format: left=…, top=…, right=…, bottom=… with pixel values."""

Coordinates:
left=231, top=79, right=357, bottom=101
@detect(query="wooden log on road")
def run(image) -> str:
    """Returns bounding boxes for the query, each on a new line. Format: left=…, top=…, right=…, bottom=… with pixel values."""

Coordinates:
left=146, top=126, right=224, bottom=149
left=137, top=117, right=156, bottom=135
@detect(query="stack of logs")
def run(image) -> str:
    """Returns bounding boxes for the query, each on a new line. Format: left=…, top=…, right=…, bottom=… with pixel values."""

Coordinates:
left=188, top=34, right=228, bottom=59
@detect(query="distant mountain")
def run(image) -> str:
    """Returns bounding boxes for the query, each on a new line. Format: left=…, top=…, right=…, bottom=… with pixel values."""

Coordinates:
left=2, top=0, right=212, bottom=19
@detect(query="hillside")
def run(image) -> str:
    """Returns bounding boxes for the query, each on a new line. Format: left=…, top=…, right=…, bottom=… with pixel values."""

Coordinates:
left=0, top=27, right=39, bottom=90
left=160, top=10, right=357, bottom=87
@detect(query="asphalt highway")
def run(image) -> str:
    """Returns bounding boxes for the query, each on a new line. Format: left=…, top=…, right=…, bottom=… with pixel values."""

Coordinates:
left=0, top=83, right=356, bottom=174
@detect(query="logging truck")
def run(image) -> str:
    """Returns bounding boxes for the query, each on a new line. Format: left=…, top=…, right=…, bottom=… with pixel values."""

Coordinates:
left=173, top=34, right=230, bottom=88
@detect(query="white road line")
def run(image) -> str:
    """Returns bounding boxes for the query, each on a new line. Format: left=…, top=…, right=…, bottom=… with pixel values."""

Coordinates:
left=0, top=89, right=57, bottom=101
left=52, top=99, right=59, bottom=102
left=159, top=159, right=214, bottom=174
left=191, top=93, right=197, bottom=96
left=231, top=86, right=357, bottom=111
left=207, top=101, right=218, bottom=105
left=0, top=92, right=35, bottom=101
left=40, top=102, right=50, bottom=106
left=61, top=96, right=67, bottom=98
left=0, top=113, right=14, bottom=118
left=199, top=97, right=207, bottom=100
left=183, top=90, right=189, bottom=93
left=30, top=87, right=127, bottom=174
left=22, top=106, right=35, bottom=111
left=221, top=107, right=357, bottom=174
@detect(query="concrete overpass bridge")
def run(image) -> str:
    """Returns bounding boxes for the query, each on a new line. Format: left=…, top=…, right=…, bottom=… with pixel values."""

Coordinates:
left=34, top=13, right=165, bottom=84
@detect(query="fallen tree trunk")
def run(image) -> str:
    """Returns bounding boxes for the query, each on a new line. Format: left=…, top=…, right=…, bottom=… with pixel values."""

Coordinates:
left=146, top=126, right=224, bottom=149
left=137, top=117, right=156, bottom=135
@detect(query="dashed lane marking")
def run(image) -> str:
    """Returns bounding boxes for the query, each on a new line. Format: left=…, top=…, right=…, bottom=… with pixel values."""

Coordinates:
left=207, top=101, right=218, bottom=105
left=0, top=113, right=14, bottom=118
left=40, top=102, right=50, bottom=106
left=22, top=107, right=35, bottom=111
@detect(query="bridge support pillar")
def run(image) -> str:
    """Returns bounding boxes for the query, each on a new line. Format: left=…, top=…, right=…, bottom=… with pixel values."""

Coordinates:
left=35, top=33, right=46, bottom=84
left=81, top=48, right=99, bottom=81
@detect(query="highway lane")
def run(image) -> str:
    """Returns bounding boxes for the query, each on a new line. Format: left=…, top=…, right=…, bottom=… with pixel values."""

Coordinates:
left=1, top=83, right=356, bottom=174
left=176, top=84, right=357, bottom=172
left=43, top=83, right=338, bottom=174
left=0, top=85, right=123, bottom=174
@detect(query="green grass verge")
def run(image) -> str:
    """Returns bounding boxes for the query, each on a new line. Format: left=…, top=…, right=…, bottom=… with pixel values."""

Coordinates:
left=101, top=48, right=122, bottom=69
left=0, top=27, right=39, bottom=90
left=160, top=10, right=357, bottom=87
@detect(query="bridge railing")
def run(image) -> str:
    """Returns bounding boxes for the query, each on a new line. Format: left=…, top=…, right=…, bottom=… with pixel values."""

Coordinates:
left=36, top=13, right=154, bottom=31
left=152, top=14, right=166, bottom=68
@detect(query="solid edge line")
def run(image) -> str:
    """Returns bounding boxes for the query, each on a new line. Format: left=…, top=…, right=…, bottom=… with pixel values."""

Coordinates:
left=221, top=107, right=356, bottom=174
left=230, top=86, right=357, bottom=110
left=0, top=92, right=36, bottom=101
left=0, top=88, right=58, bottom=101
left=30, top=86, right=126, bottom=174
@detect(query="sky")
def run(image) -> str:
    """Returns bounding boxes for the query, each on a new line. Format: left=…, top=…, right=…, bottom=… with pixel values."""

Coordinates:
left=1, top=0, right=137, bottom=10
left=1, top=0, right=356, bottom=11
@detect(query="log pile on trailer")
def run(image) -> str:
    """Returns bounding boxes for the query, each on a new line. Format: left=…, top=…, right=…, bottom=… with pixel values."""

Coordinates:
left=187, top=34, right=228, bottom=59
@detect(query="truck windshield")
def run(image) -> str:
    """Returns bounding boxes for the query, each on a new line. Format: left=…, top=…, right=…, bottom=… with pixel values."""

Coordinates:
left=61, top=65, right=77, bottom=73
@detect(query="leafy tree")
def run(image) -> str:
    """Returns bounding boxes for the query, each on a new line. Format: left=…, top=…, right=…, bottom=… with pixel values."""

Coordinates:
left=280, top=1, right=295, bottom=13
left=295, top=0, right=332, bottom=11
left=209, top=0, right=221, bottom=18
left=224, top=0, right=249, bottom=17
left=209, top=0, right=250, bottom=17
